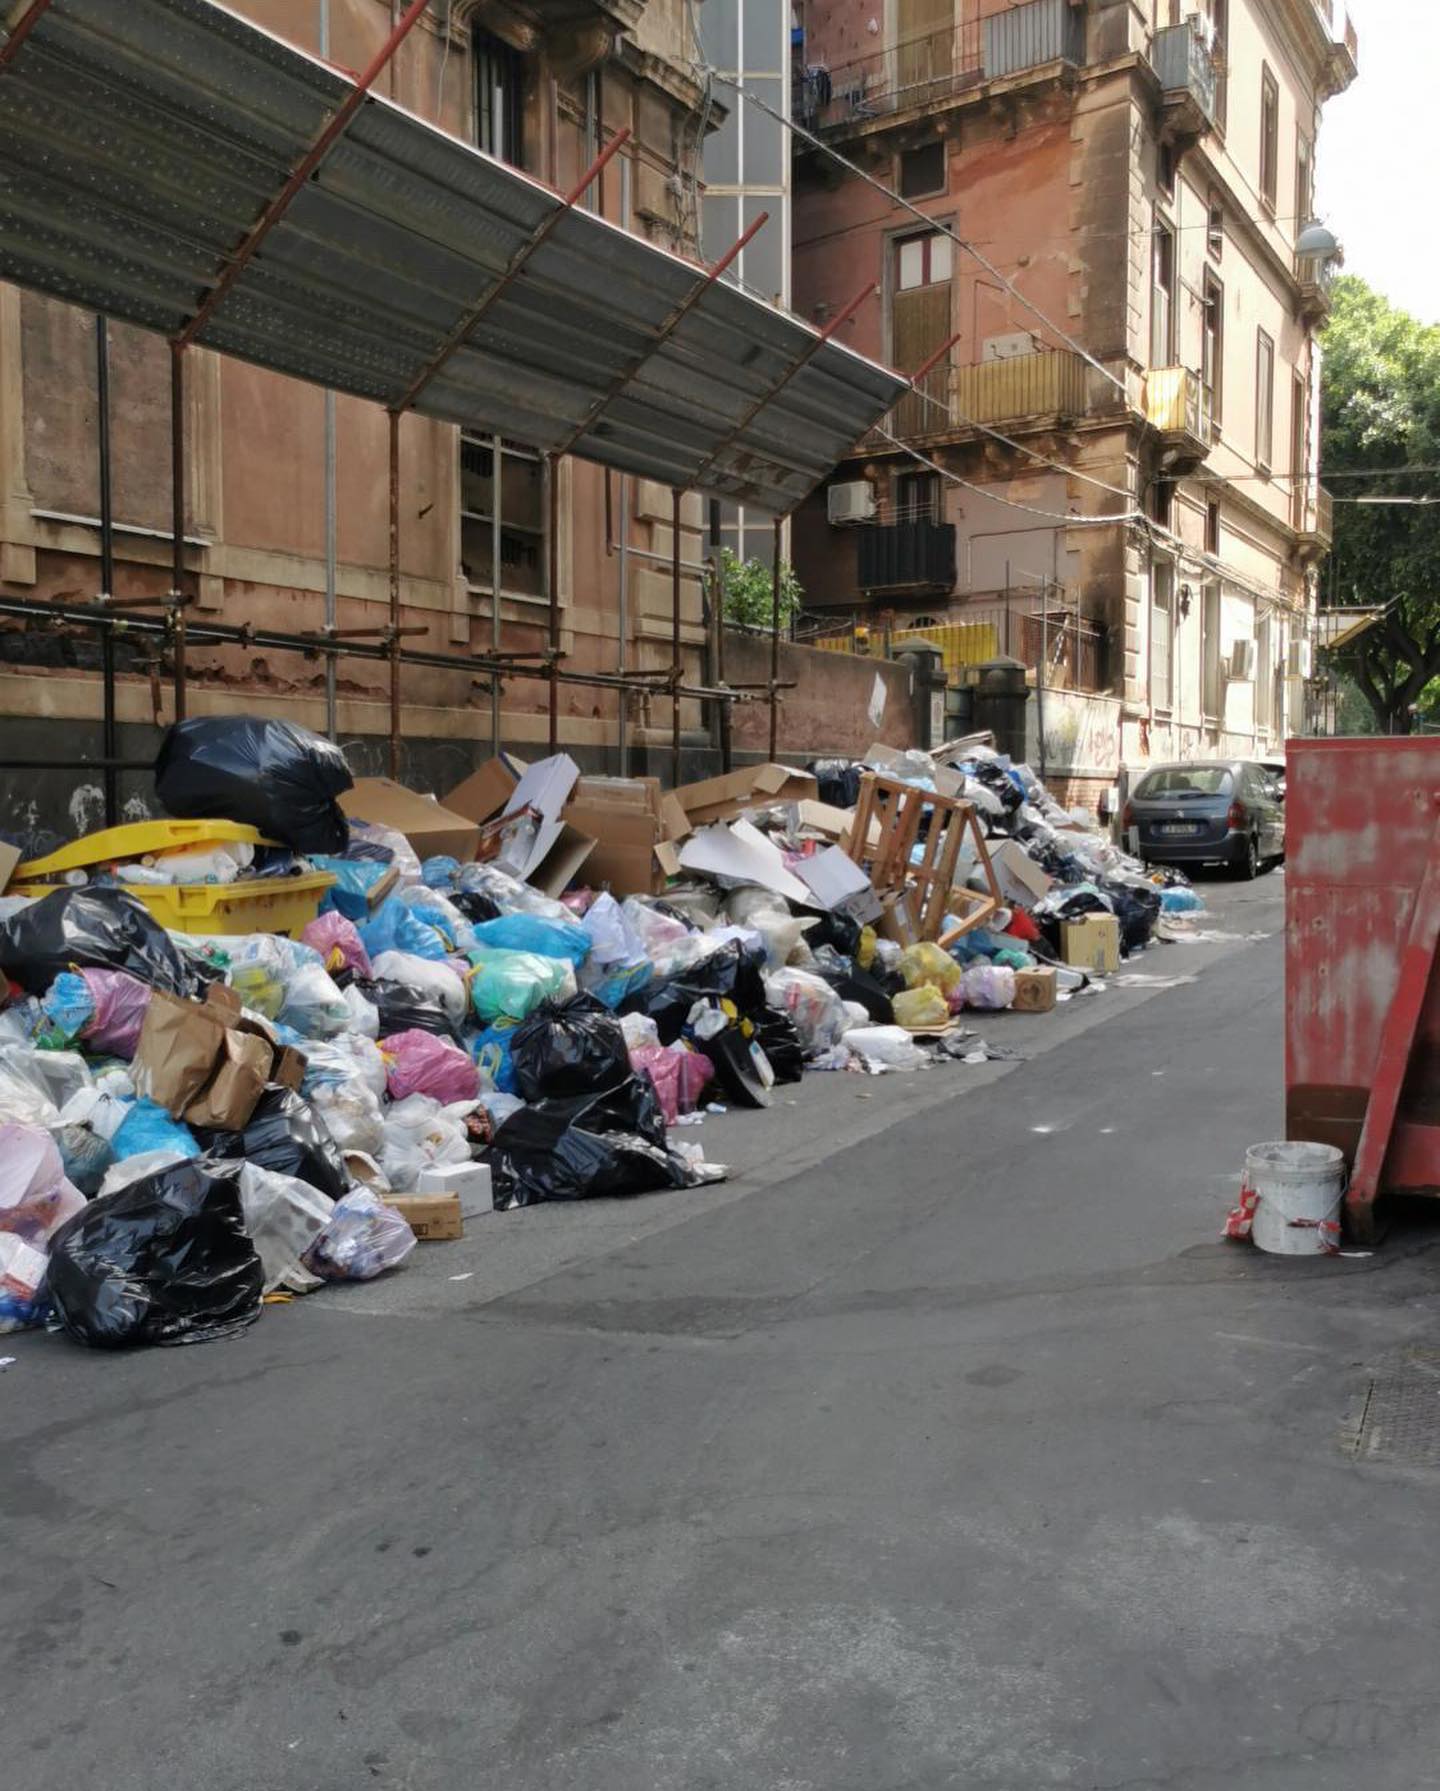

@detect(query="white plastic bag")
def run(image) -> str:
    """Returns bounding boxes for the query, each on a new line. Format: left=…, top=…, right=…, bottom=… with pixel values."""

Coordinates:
left=845, top=1025, right=928, bottom=1072
left=958, top=963, right=1016, bottom=1010
left=236, top=1162, right=335, bottom=1293
left=379, top=1093, right=472, bottom=1190
left=304, top=1189, right=416, bottom=1281
left=97, top=1147, right=193, bottom=1199
left=342, top=982, right=380, bottom=1038
left=370, top=950, right=469, bottom=1026
left=763, top=967, right=853, bottom=1054
left=311, top=1079, right=386, bottom=1158
left=0, top=1045, right=93, bottom=1127
left=278, top=960, right=351, bottom=1039
left=619, top=1011, right=661, bottom=1051
left=0, top=1122, right=86, bottom=1244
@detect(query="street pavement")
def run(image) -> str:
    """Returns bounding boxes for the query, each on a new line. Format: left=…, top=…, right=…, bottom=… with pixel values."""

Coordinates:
left=7, top=869, right=1440, bottom=1791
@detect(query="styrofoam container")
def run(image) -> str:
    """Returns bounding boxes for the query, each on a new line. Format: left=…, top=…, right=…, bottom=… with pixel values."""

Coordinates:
left=1245, top=1141, right=1345, bottom=1255
left=416, top=1160, right=492, bottom=1217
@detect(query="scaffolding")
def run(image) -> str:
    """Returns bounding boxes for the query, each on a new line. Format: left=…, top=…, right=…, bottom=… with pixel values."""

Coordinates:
left=0, top=0, right=916, bottom=822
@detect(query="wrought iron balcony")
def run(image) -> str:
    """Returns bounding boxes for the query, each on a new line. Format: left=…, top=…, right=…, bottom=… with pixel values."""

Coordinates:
left=1293, top=483, right=1334, bottom=553
left=1296, top=252, right=1336, bottom=324
left=1150, top=19, right=1217, bottom=144
left=858, top=521, right=957, bottom=596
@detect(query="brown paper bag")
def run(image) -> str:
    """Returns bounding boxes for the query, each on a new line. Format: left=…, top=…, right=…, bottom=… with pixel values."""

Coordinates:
left=184, top=1028, right=273, bottom=1131
left=132, top=990, right=228, bottom=1119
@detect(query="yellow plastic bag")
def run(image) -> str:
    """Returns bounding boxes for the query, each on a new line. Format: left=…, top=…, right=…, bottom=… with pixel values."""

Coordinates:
left=893, top=984, right=950, bottom=1030
left=898, top=940, right=961, bottom=995
left=856, top=926, right=878, bottom=971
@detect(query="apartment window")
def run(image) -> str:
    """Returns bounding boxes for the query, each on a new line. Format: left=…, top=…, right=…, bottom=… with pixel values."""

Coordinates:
left=894, top=470, right=940, bottom=522
left=1207, top=191, right=1224, bottom=260
left=1151, top=216, right=1176, bottom=368
left=1157, top=141, right=1177, bottom=200
left=898, top=140, right=946, bottom=200
left=892, top=230, right=953, bottom=434
left=1201, top=580, right=1222, bottom=719
left=1290, top=371, right=1308, bottom=528
left=475, top=26, right=524, bottom=165
left=1295, top=134, right=1313, bottom=228
left=1148, top=477, right=1172, bottom=530
left=1206, top=0, right=1229, bottom=134
left=1205, top=499, right=1221, bottom=557
left=1255, top=328, right=1275, bottom=472
left=459, top=433, right=546, bottom=600
left=1151, top=559, right=1175, bottom=713
left=1199, top=271, right=1223, bottom=434
left=1260, top=65, right=1279, bottom=213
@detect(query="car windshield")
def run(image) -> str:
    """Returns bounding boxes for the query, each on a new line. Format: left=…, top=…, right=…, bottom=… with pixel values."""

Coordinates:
left=1134, top=766, right=1233, bottom=799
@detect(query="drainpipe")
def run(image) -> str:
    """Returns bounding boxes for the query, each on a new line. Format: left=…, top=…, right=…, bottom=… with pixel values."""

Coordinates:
left=320, top=0, right=338, bottom=740
left=95, top=314, right=119, bottom=826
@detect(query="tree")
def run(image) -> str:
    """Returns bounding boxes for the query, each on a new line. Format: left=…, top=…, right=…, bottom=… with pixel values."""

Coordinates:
left=1321, top=276, right=1440, bottom=733
left=716, top=547, right=803, bottom=630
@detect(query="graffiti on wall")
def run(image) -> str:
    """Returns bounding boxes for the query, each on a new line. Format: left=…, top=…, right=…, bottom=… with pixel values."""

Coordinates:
left=1029, top=689, right=1122, bottom=775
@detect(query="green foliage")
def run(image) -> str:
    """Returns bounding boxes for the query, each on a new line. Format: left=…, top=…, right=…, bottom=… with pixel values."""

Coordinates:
left=1321, top=276, right=1440, bottom=732
left=717, top=547, right=803, bottom=630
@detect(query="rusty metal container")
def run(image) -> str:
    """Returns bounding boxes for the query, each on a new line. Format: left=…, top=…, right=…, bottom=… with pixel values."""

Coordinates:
left=1285, top=736, right=1440, bottom=1239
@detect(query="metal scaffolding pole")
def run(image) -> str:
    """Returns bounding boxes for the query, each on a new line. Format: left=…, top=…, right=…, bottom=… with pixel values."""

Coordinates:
left=387, top=408, right=401, bottom=776
left=95, top=314, right=119, bottom=826
left=169, top=340, right=187, bottom=722
left=0, top=0, right=55, bottom=71
left=548, top=453, right=560, bottom=755
left=769, top=516, right=782, bottom=761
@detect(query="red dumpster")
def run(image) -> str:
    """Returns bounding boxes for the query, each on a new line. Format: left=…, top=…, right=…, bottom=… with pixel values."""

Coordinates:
left=1286, top=736, right=1440, bottom=1240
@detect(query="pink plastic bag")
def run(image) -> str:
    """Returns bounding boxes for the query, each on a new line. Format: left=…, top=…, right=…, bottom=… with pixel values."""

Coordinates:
left=302, top=911, right=372, bottom=981
left=81, top=968, right=153, bottom=1057
left=381, top=1029, right=480, bottom=1105
left=0, top=1123, right=86, bottom=1245
left=673, top=1045, right=714, bottom=1114
left=631, top=1044, right=682, bottom=1124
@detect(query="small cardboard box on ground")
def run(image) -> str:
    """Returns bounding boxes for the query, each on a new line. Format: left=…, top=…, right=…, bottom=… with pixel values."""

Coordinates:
left=340, top=778, right=481, bottom=862
left=1011, top=966, right=1058, bottom=1013
left=383, top=1193, right=463, bottom=1241
left=1060, top=914, right=1119, bottom=975
left=417, top=1161, right=493, bottom=1218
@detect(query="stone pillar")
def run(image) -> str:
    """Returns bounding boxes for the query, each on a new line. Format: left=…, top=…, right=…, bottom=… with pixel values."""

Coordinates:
left=972, top=655, right=1029, bottom=763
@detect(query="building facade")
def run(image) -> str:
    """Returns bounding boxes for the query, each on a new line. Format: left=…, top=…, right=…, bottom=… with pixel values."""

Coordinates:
left=788, top=0, right=1357, bottom=793
left=0, top=0, right=736, bottom=828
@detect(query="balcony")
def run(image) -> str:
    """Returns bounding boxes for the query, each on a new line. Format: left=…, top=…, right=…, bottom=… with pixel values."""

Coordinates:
left=793, top=0, right=1083, bottom=136
left=888, top=348, right=1091, bottom=441
left=1296, top=252, right=1336, bottom=324
left=1150, top=19, right=1217, bottom=146
left=858, top=521, right=957, bottom=596
left=1144, top=366, right=1210, bottom=474
left=1293, top=484, right=1334, bottom=557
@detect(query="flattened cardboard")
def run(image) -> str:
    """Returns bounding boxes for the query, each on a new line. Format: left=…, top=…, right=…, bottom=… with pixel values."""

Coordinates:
left=1011, top=966, right=1057, bottom=1014
left=0, top=842, right=20, bottom=895
left=383, top=1192, right=463, bottom=1241
left=562, top=802, right=663, bottom=896
left=677, top=820, right=812, bottom=905
left=526, top=818, right=596, bottom=898
left=988, top=838, right=1053, bottom=910
left=672, top=763, right=818, bottom=828
left=503, top=753, right=578, bottom=822
left=443, top=756, right=522, bottom=825
left=794, top=845, right=883, bottom=924
left=341, top=778, right=480, bottom=862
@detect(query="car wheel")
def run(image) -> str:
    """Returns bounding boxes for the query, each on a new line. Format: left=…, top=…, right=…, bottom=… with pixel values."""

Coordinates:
left=1231, top=833, right=1259, bottom=881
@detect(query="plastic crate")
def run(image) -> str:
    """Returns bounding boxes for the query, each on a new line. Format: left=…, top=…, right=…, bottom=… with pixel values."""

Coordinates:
left=17, top=819, right=270, bottom=881
left=10, top=872, right=335, bottom=939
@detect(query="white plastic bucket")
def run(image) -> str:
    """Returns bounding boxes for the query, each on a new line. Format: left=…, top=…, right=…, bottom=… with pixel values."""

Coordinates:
left=1244, top=1141, right=1346, bottom=1255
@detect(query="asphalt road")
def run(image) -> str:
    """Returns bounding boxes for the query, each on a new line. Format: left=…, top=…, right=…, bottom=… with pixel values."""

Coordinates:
left=7, top=871, right=1440, bottom=1791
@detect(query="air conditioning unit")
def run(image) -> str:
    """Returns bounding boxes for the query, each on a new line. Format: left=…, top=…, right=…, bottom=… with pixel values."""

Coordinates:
left=1228, top=638, right=1257, bottom=681
left=827, top=480, right=877, bottom=526
left=1286, top=637, right=1313, bottom=679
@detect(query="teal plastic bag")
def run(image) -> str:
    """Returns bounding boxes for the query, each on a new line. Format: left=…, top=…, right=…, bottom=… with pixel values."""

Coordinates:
left=467, top=949, right=574, bottom=1024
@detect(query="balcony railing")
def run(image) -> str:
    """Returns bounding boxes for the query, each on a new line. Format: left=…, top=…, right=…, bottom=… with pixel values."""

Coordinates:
left=1293, top=483, right=1334, bottom=546
left=1150, top=19, right=1217, bottom=130
left=858, top=521, right=957, bottom=595
left=888, top=348, right=1091, bottom=440
left=1144, top=365, right=1204, bottom=437
left=793, top=0, right=1084, bottom=133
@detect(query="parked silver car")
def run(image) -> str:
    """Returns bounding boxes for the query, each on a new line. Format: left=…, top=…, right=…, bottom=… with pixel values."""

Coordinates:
left=1122, top=759, right=1285, bottom=879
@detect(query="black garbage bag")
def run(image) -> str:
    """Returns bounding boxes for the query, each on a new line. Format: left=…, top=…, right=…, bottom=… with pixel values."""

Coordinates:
left=52, top=1124, right=114, bottom=1198
left=808, top=758, right=862, bottom=809
left=753, top=1008, right=804, bottom=1085
left=485, top=1078, right=695, bottom=1209
left=352, top=976, right=461, bottom=1044
left=704, top=1022, right=775, bottom=1107
left=46, top=1159, right=263, bottom=1348
left=0, top=887, right=200, bottom=997
left=450, top=888, right=502, bottom=925
left=192, top=1085, right=348, bottom=1201
left=799, top=907, right=862, bottom=959
left=155, top=716, right=353, bottom=854
left=1031, top=886, right=1112, bottom=958
left=969, top=759, right=1025, bottom=817
left=1099, top=877, right=1161, bottom=954
left=510, top=993, right=630, bottom=1102
left=621, top=941, right=770, bottom=1046
left=810, top=956, right=896, bottom=1025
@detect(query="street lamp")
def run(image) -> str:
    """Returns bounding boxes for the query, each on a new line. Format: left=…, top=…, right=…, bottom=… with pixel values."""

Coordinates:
left=1295, top=220, right=1341, bottom=259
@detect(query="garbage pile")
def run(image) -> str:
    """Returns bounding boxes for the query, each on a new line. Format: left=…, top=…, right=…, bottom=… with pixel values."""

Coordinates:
left=0, top=718, right=1184, bottom=1352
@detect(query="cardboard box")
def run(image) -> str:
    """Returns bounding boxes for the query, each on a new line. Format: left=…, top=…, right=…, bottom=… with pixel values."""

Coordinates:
left=383, top=1192, right=463, bottom=1241
left=1011, top=966, right=1057, bottom=1013
left=417, top=1160, right=493, bottom=1218
left=1060, top=913, right=1119, bottom=975
left=794, top=845, right=882, bottom=924
left=988, top=839, right=1053, bottom=911
left=672, top=763, right=818, bottom=829
left=341, top=778, right=481, bottom=862
left=443, top=753, right=527, bottom=826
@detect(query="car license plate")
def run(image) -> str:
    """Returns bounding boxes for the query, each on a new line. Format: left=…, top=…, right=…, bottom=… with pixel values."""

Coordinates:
left=1159, top=823, right=1200, bottom=836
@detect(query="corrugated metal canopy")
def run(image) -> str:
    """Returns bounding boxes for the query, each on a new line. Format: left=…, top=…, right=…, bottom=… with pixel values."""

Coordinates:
left=0, top=0, right=906, bottom=512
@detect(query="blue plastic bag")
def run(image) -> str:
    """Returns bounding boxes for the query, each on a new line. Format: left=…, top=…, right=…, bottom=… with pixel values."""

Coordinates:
left=470, top=913, right=590, bottom=968
left=360, top=898, right=449, bottom=962
left=472, top=1021, right=520, bottom=1095
left=109, top=1098, right=200, bottom=1164
left=1160, top=886, right=1203, bottom=914
left=312, top=855, right=391, bottom=923
left=40, top=971, right=96, bottom=1046
left=421, top=856, right=461, bottom=889
left=586, top=960, right=653, bottom=1009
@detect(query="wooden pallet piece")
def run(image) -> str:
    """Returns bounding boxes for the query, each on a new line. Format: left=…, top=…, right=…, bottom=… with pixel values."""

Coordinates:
left=844, top=773, right=1003, bottom=946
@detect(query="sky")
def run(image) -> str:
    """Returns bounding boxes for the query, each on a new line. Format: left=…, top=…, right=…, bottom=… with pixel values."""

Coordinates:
left=1315, top=0, right=1440, bottom=325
